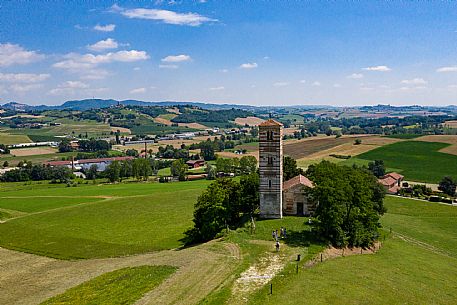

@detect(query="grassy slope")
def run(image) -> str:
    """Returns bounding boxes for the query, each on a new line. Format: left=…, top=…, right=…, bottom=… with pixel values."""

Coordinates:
left=247, top=196, right=457, bottom=304
left=0, top=180, right=210, bottom=259
left=41, top=265, right=176, bottom=305
left=353, top=141, right=457, bottom=183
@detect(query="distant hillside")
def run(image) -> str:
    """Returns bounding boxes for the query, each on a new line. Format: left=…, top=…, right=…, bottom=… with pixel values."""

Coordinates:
left=1, top=99, right=259, bottom=111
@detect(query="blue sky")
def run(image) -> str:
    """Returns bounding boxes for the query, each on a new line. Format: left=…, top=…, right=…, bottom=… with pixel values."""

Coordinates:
left=1, top=1, right=457, bottom=106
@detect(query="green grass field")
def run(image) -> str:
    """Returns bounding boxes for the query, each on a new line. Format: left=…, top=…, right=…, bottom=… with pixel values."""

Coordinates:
left=0, top=180, right=210, bottom=259
left=245, top=196, right=457, bottom=305
left=41, top=265, right=176, bottom=305
left=384, top=134, right=422, bottom=139
left=350, top=141, right=457, bottom=183
left=0, top=131, right=31, bottom=145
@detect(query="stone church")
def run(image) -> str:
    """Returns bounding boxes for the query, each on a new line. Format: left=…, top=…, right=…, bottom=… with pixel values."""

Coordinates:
left=258, top=119, right=316, bottom=219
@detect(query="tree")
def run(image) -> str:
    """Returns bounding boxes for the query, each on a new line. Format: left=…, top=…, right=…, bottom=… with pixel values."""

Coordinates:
left=58, top=138, right=72, bottom=153
left=184, top=178, right=241, bottom=243
left=171, top=159, right=188, bottom=181
left=306, top=161, right=386, bottom=248
left=200, top=140, right=215, bottom=161
left=354, top=139, right=362, bottom=145
left=283, top=156, right=304, bottom=181
left=439, top=176, right=456, bottom=196
left=105, top=161, right=121, bottom=182
left=206, top=164, right=216, bottom=180
left=132, top=158, right=152, bottom=181
left=86, top=164, right=98, bottom=180
left=239, top=173, right=260, bottom=216
left=368, top=160, right=385, bottom=178
left=2, top=161, right=8, bottom=168
left=239, top=156, right=257, bottom=175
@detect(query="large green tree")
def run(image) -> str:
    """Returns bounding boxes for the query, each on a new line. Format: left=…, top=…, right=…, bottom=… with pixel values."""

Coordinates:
left=171, top=159, right=188, bottom=181
left=184, top=174, right=260, bottom=244
left=283, top=156, right=304, bottom=181
left=438, top=176, right=456, bottom=196
left=306, top=161, right=386, bottom=248
left=368, top=160, right=386, bottom=178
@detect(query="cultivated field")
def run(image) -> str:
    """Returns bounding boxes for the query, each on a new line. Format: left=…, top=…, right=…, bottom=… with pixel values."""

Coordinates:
left=295, top=136, right=400, bottom=168
left=234, top=116, right=265, bottom=126
left=0, top=131, right=31, bottom=145
left=353, top=141, right=457, bottom=183
left=283, top=134, right=373, bottom=159
left=10, top=147, right=57, bottom=157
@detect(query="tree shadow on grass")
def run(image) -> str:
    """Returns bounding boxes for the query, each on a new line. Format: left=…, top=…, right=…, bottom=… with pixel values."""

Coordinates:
left=282, top=227, right=326, bottom=248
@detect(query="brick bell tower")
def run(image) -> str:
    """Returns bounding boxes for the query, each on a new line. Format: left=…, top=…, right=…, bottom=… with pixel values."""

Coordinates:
left=258, top=118, right=283, bottom=219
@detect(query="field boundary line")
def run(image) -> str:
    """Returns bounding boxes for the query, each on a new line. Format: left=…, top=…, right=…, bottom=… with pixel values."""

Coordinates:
left=0, top=197, right=118, bottom=223
left=393, top=232, right=457, bottom=259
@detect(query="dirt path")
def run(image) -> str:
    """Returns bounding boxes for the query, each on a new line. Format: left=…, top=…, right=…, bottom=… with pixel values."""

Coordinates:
left=0, top=240, right=241, bottom=305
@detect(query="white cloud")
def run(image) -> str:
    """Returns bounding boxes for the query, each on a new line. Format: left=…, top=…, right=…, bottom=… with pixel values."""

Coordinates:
left=401, top=78, right=427, bottom=85
left=113, top=5, right=217, bottom=26
left=263, top=56, right=270, bottom=60
left=161, top=54, right=191, bottom=62
left=48, top=80, right=90, bottom=95
left=10, top=83, right=43, bottom=93
left=448, top=84, right=457, bottom=89
left=53, top=50, right=149, bottom=71
left=209, top=86, right=224, bottom=91
left=0, top=43, right=45, bottom=67
left=273, top=82, right=288, bottom=87
left=299, top=79, right=306, bottom=84
left=220, top=69, right=228, bottom=73
left=240, top=62, right=258, bottom=69
left=93, top=24, right=116, bottom=32
left=360, top=86, right=374, bottom=90
left=0, top=73, right=50, bottom=83
left=312, top=81, right=321, bottom=86
left=362, top=65, right=391, bottom=72
left=333, top=83, right=342, bottom=88
left=80, top=69, right=110, bottom=80
left=159, top=64, right=178, bottom=69
left=133, top=67, right=141, bottom=71
left=130, top=87, right=146, bottom=94
left=347, top=73, right=364, bottom=79
left=436, top=66, right=457, bottom=72
left=87, top=38, right=119, bottom=52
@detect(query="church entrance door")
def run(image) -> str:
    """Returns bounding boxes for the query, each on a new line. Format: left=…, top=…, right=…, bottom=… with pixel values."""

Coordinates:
left=296, top=202, right=304, bottom=216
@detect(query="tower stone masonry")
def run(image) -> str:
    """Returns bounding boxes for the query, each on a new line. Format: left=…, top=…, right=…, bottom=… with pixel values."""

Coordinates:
left=258, top=119, right=283, bottom=218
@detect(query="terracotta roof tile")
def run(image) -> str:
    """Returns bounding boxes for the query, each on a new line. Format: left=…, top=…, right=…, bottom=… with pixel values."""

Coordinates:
left=383, top=172, right=404, bottom=180
left=258, top=119, right=283, bottom=127
left=283, top=174, right=314, bottom=190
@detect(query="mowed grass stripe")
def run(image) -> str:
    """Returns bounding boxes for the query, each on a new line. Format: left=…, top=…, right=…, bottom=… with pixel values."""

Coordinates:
left=0, top=197, right=106, bottom=213
left=40, top=265, right=177, bottom=305
left=356, top=141, right=457, bottom=183
left=0, top=181, right=208, bottom=259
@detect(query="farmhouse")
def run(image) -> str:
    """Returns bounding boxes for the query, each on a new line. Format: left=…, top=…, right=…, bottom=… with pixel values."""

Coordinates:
left=186, top=159, right=205, bottom=168
left=378, top=172, right=404, bottom=194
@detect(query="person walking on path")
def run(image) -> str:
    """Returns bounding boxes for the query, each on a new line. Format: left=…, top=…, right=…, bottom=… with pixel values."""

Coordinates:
left=275, top=241, right=280, bottom=252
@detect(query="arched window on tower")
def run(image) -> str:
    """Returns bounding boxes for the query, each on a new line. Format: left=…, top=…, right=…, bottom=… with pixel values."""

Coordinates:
left=269, top=180, right=272, bottom=188
left=267, top=130, right=274, bottom=141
